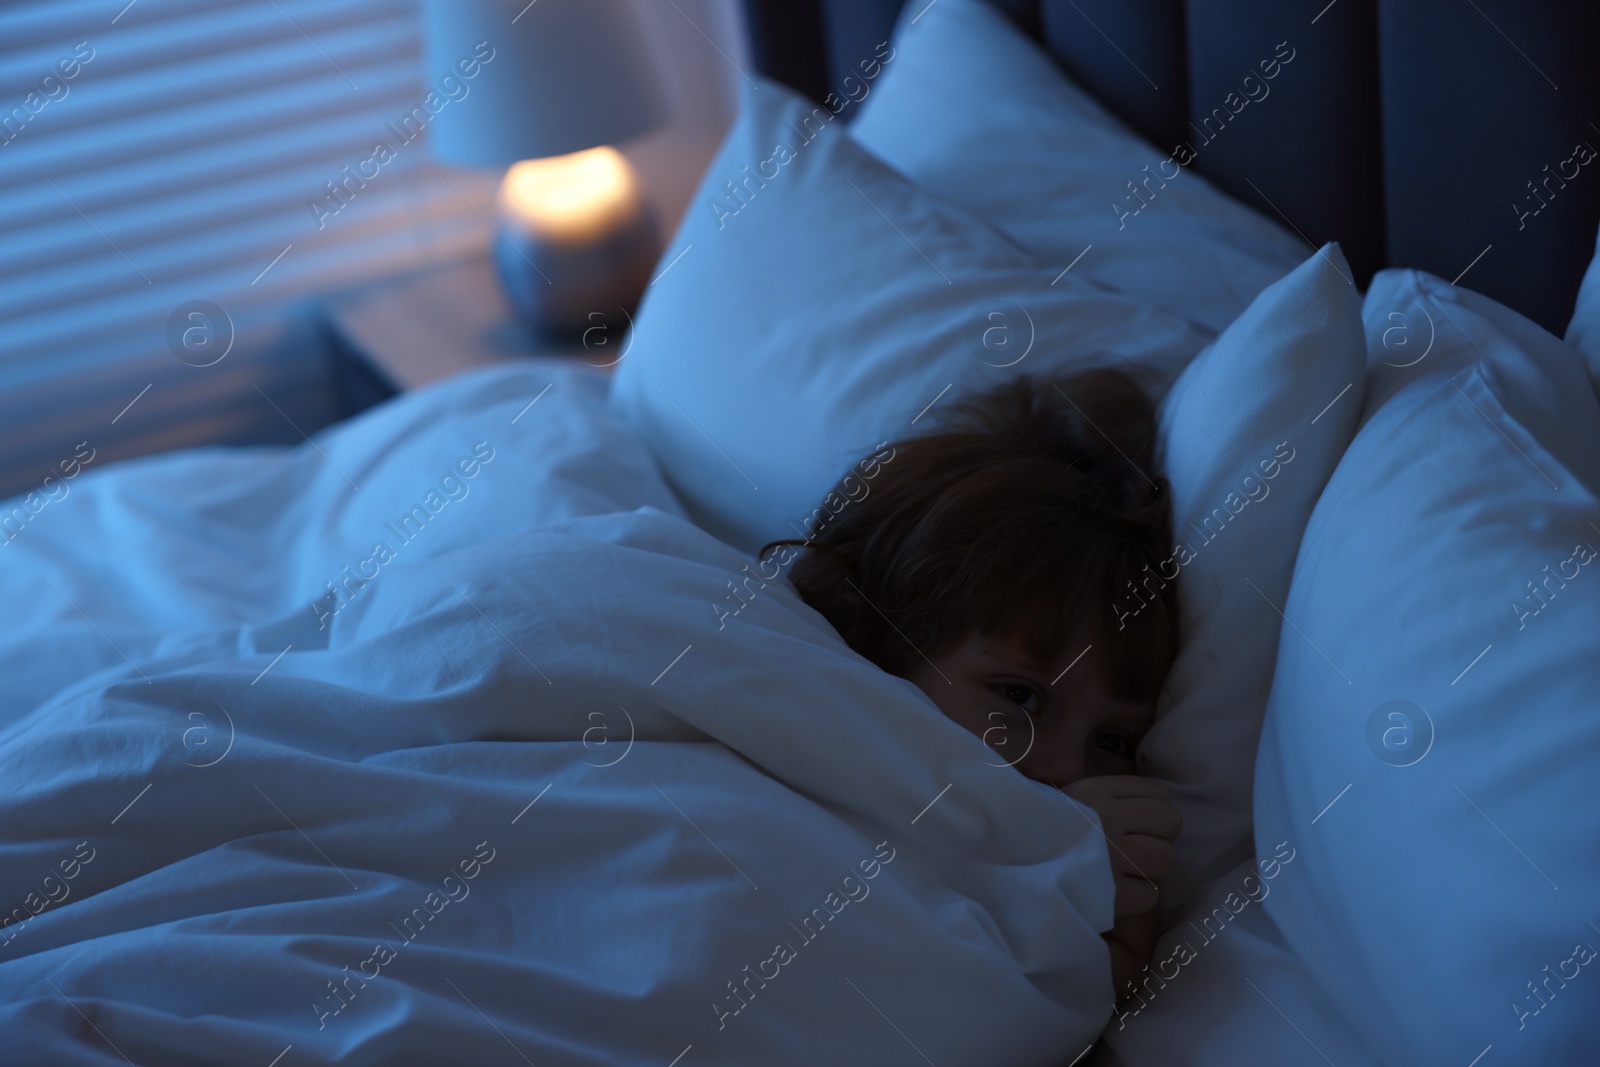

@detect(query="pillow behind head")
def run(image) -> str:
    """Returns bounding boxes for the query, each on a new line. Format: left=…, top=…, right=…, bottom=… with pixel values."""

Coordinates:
left=1136, top=243, right=1366, bottom=921
left=849, top=0, right=1309, bottom=335
left=1561, top=218, right=1600, bottom=398
left=609, top=77, right=1211, bottom=555
left=1254, top=268, right=1600, bottom=1061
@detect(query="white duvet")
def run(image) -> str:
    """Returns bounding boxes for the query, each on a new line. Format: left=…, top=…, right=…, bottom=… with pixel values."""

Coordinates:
left=0, top=363, right=1117, bottom=1065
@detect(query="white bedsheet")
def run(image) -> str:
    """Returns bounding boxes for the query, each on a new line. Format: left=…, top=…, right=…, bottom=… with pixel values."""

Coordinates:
left=0, top=363, right=1118, bottom=1065
left=1090, top=857, right=1377, bottom=1067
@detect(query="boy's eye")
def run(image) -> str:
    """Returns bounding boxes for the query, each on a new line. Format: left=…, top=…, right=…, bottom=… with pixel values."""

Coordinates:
left=996, top=683, right=1039, bottom=713
left=1095, top=733, right=1134, bottom=760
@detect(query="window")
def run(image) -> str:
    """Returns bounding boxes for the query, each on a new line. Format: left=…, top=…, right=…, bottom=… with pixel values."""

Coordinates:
left=0, top=0, right=743, bottom=497
left=0, top=0, right=496, bottom=489
left=0, top=0, right=501, bottom=365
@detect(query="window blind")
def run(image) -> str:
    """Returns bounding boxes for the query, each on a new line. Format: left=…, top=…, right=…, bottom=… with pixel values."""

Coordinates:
left=0, top=0, right=495, bottom=376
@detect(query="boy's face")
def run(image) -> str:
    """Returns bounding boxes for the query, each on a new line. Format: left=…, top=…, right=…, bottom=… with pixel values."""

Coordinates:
left=904, top=632, right=1155, bottom=786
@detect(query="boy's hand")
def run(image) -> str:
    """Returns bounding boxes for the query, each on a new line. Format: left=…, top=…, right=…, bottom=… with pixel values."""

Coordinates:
left=1063, top=776, right=1180, bottom=1003
left=1062, top=775, right=1181, bottom=917
left=1103, top=910, right=1159, bottom=1004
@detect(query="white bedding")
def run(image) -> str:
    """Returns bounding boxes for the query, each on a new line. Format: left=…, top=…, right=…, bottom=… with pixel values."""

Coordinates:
left=0, top=362, right=1120, bottom=1065
left=1088, top=857, right=1377, bottom=1067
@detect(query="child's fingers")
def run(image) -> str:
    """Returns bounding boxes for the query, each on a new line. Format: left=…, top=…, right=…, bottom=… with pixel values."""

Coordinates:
left=1106, top=797, right=1183, bottom=841
left=1065, top=774, right=1171, bottom=803
left=1113, top=875, right=1161, bottom=917
left=1107, top=932, right=1148, bottom=1002
left=1111, top=833, right=1175, bottom=882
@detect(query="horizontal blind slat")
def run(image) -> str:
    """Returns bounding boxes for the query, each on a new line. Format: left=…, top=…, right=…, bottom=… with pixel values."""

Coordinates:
left=0, top=91, right=440, bottom=239
left=0, top=26, right=420, bottom=151
left=0, top=172, right=495, bottom=360
left=0, top=168, right=490, bottom=321
left=0, top=0, right=499, bottom=373
left=0, top=0, right=415, bottom=94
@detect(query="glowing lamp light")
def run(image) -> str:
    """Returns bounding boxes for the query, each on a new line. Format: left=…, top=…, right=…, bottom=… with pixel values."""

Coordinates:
left=498, top=147, right=642, bottom=245
left=422, top=0, right=667, bottom=337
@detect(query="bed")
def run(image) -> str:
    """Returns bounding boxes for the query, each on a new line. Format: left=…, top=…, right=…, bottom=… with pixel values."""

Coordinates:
left=3, top=1, right=1599, bottom=1064
left=744, top=0, right=1600, bottom=333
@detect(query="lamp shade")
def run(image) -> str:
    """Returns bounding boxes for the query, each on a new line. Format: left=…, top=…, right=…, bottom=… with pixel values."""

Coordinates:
left=421, top=0, right=668, bottom=166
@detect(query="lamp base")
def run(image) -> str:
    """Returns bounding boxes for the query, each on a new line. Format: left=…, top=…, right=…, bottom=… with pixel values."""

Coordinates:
left=493, top=200, right=660, bottom=342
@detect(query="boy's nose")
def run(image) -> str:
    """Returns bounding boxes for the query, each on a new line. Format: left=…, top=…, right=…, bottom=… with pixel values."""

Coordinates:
left=1020, top=742, right=1084, bottom=790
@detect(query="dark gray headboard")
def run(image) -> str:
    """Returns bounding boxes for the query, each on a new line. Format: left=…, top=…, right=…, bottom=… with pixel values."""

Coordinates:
left=740, top=0, right=1600, bottom=335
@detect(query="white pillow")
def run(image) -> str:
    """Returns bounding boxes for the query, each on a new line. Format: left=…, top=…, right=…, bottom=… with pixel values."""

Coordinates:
left=1561, top=221, right=1600, bottom=395
left=1254, top=268, right=1600, bottom=1061
left=610, top=78, right=1211, bottom=554
left=1139, top=244, right=1366, bottom=920
left=849, top=0, right=1308, bottom=335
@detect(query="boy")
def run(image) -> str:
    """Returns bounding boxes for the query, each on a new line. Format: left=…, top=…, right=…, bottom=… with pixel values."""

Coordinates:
left=764, top=370, right=1183, bottom=1001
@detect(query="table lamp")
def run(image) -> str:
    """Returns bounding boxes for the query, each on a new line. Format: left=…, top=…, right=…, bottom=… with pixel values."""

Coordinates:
left=421, top=0, right=668, bottom=339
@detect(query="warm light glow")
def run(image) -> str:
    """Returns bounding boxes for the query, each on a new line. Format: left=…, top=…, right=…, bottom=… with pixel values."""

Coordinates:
left=496, top=145, right=643, bottom=243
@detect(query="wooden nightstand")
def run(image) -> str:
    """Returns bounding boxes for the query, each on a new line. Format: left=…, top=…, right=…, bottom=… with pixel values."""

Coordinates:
left=322, top=254, right=617, bottom=413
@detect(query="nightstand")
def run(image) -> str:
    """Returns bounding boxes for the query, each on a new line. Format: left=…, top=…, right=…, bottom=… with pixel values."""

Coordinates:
left=322, top=254, right=620, bottom=414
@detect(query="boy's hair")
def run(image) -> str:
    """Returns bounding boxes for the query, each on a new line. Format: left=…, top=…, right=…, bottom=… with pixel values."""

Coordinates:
left=764, top=369, right=1179, bottom=703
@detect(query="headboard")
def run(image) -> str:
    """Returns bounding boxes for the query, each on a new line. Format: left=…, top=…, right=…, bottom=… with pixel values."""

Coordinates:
left=739, top=0, right=1600, bottom=335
